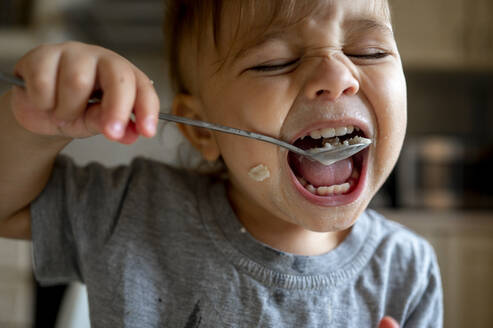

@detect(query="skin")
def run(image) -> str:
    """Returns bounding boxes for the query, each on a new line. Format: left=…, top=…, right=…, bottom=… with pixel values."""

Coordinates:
left=379, top=316, right=400, bottom=328
left=174, top=0, right=407, bottom=255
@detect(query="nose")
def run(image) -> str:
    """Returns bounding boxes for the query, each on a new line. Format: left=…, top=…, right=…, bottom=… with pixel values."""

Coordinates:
left=303, top=57, right=359, bottom=101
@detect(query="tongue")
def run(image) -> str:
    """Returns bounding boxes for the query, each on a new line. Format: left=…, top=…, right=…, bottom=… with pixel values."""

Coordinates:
left=293, top=155, right=353, bottom=187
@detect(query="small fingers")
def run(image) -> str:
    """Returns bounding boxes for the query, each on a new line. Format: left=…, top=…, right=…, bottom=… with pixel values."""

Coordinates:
left=14, top=44, right=62, bottom=112
left=378, top=316, right=400, bottom=328
left=133, top=69, right=159, bottom=138
left=118, top=121, right=140, bottom=145
left=82, top=103, right=103, bottom=136
left=54, top=49, right=97, bottom=125
left=82, top=102, right=140, bottom=145
left=97, top=56, right=136, bottom=140
left=13, top=42, right=155, bottom=144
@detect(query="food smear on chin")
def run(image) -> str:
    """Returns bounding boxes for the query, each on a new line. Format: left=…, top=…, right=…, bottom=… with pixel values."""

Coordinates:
left=248, top=164, right=270, bottom=182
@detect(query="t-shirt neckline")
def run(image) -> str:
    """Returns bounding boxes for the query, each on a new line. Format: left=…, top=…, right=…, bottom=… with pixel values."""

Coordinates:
left=198, top=179, right=377, bottom=289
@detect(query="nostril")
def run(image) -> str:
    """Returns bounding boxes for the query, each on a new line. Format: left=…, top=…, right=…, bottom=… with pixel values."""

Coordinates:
left=316, top=89, right=328, bottom=96
left=344, top=86, right=357, bottom=96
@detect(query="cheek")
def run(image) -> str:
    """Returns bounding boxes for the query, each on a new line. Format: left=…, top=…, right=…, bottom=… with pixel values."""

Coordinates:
left=218, top=134, right=287, bottom=212
left=367, top=67, right=407, bottom=184
left=201, top=75, right=295, bottom=199
left=205, top=77, right=294, bottom=136
left=218, top=134, right=281, bottom=180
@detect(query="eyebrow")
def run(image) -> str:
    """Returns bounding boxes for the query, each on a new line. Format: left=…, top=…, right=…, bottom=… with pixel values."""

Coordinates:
left=344, top=18, right=394, bottom=38
left=231, top=29, right=289, bottom=63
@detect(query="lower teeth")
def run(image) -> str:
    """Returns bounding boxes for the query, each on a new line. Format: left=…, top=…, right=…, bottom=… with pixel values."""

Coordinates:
left=317, top=183, right=350, bottom=195
left=297, top=177, right=351, bottom=196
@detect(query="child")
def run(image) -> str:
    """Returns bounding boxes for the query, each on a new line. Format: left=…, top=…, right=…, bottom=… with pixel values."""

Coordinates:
left=0, top=0, right=442, bottom=327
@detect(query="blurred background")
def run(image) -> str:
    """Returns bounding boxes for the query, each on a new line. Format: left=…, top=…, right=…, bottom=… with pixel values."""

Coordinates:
left=0, top=0, right=492, bottom=327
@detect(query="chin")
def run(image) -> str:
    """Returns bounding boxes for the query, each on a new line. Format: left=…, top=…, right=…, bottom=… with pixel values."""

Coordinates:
left=290, top=194, right=371, bottom=233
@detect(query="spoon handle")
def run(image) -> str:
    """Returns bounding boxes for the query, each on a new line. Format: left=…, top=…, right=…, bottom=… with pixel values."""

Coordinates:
left=0, top=72, right=304, bottom=155
left=0, top=72, right=25, bottom=88
left=157, top=112, right=303, bottom=154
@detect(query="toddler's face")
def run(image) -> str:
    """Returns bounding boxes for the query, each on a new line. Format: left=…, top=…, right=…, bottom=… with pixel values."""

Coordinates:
left=184, top=0, right=406, bottom=232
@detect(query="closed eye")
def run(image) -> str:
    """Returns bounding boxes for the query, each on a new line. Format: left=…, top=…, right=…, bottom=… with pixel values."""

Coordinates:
left=346, top=52, right=390, bottom=59
left=249, top=59, right=300, bottom=72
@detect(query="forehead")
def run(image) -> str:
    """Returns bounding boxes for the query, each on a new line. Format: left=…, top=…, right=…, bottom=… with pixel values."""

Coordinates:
left=214, top=0, right=391, bottom=55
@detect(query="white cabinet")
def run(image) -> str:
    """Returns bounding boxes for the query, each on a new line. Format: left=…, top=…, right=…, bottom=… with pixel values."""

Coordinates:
left=391, top=0, right=493, bottom=70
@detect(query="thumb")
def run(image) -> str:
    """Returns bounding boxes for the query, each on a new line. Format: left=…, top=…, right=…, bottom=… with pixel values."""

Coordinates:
left=379, top=316, right=400, bottom=328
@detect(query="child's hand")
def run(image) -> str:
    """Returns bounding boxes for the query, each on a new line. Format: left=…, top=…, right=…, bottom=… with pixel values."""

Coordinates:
left=378, top=316, right=400, bottom=328
left=10, top=41, right=159, bottom=144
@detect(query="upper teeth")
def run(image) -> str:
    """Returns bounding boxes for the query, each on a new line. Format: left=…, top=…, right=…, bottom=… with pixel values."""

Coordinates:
left=307, top=125, right=357, bottom=139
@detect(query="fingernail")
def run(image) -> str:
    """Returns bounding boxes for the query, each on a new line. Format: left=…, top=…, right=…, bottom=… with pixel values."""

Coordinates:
left=145, top=117, right=156, bottom=135
left=109, top=121, right=124, bottom=138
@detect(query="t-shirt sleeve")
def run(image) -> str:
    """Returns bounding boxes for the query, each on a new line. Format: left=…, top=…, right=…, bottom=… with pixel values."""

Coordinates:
left=370, top=210, right=445, bottom=328
left=404, top=245, right=443, bottom=328
left=30, top=155, right=141, bottom=285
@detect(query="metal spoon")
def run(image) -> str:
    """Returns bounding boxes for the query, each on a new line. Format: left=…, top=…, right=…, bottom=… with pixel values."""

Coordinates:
left=0, top=72, right=371, bottom=166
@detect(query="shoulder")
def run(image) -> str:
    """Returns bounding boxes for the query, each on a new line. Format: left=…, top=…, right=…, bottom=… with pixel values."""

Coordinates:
left=127, top=157, right=203, bottom=192
left=54, top=155, right=216, bottom=212
left=60, top=155, right=209, bottom=196
left=361, top=210, right=443, bottom=323
left=118, top=157, right=216, bottom=211
left=363, top=209, right=439, bottom=281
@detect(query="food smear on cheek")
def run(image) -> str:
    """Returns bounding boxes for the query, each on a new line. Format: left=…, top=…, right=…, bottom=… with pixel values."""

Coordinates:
left=248, top=164, right=271, bottom=182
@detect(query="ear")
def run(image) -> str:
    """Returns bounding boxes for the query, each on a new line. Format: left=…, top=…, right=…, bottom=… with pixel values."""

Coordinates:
left=171, top=94, right=221, bottom=162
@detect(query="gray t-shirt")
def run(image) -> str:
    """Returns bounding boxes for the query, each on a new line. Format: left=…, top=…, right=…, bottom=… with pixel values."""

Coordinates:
left=31, top=156, right=443, bottom=327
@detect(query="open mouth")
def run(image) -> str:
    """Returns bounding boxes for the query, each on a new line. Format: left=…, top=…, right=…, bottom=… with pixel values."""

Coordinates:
left=287, top=124, right=369, bottom=205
